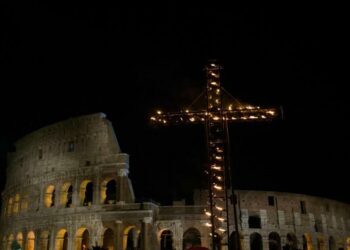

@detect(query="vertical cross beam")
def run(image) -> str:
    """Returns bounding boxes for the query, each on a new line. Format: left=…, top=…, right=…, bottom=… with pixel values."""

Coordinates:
left=205, top=63, right=230, bottom=247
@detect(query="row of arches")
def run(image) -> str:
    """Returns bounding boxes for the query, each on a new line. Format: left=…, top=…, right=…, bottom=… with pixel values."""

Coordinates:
left=3, top=229, right=350, bottom=250
left=1, top=227, right=203, bottom=250
left=248, top=233, right=350, bottom=250
left=4, top=179, right=118, bottom=216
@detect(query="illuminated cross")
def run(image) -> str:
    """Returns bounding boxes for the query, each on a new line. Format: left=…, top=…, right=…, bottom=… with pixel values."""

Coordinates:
left=150, top=61, right=281, bottom=250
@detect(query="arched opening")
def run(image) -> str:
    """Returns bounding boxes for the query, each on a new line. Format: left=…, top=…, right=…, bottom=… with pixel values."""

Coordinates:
left=16, top=233, right=23, bottom=248
left=250, top=233, right=262, bottom=250
left=26, top=231, right=35, bottom=250
left=317, top=237, right=325, bottom=250
left=55, top=229, right=68, bottom=250
left=103, top=228, right=114, bottom=250
left=80, top=180, right=93, bottom=206
left=7, top=234, right=14, bottom=250
left=123, top=227, right=139, bottom=250
left=346, top=238, right=350, bottom=250
left=269, top=232, right=281, bottom=250
left=76, top=228, right=90, bottom=250
left=183, top=228, right=201, bottom=249
left=13, top=194, right=21, bottom=214
left=303, top=234, right=313, bottom=250
left=230, top=231, right=243, bottom=250
left=40, top=231, right=50, bottom=250
left=160, top=230, right=174, bottom=250
left=7, top=197, right=13, bottom=216
left=105, top=180, right=117, bottom=204
left=329, top=237, right=336, bottom=250
left=45, top=185, right=55, bottom=208
left=213, top=233, right=222, bottom=250
left=60, top=183, right=73, bottom=208
left=284, top=233, right=298, bottom=250
left=21, top=193, right=29, bottom=212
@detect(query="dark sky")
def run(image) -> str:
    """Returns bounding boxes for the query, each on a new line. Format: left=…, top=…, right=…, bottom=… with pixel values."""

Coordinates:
left=1, top=3, right=348, bottom=205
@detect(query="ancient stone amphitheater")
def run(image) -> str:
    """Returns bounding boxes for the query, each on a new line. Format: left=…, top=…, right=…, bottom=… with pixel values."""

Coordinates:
left=1, top=113, right=349, bottom=250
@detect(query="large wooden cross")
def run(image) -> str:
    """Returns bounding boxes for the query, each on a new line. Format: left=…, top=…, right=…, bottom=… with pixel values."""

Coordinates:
left=150, top=61, right=280, bottom=249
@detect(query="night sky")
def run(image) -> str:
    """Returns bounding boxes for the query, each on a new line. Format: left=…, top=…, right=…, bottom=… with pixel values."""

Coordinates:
left=1, top=4, right=348, bottom=206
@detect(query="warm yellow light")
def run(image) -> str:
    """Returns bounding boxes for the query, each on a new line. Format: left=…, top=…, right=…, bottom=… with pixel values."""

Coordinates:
left=216, top=147, right=223, bottom=153
left=211, top=165, right=222, bottom=171
left=210, top=81, right=218, bottom=86
left=216, top=89, right=220, bottom=94
left=246, top=105, right=254, bottom=110
left=217, top=217, right=225, bottom=222
left=215, top=99, right=219, bottom=104
left=210, top=63, right=216, bottom=67
left=261, top=115, right=266, bottom=119
left=214, top=184, right=223, bottom=191
left=249, top=115, right=258, bottom=119
left=215, top=155, right=222, bottom=160
left=267, top=110, right=275, bottom=115
left=150, top=117, right=156, bottom=121
left=205, top=211, right=211, bottom=216
left=205, top=222, right=212, bottom=227
left=189, top=117, right=195, bottom=122
left=185, top=109, right=189, bottom=113
left=163, top=120, right=167, bottom=124
left=157, top=110, right=162, bottom=115
left=218, top=227, right=226, bottom=232
left=228, top=104, right=233, bottom=110
left=213, top=116, right=220, bottom=121
left=215, top=205, right=224, bottom=211
left=216, top=176, right=222, bottom=181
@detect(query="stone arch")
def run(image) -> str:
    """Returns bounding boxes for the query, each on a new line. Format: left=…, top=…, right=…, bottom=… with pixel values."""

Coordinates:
left=123, top=226, right=140, bottom=250
left=13, top=194, right=21, bottom=214
left=250, top=233, right=263, bottom=250
left=160, top=230, right=174, bottom=250
left=101, top=179, right=117, bottom=204
left=102, top=228, right=114, bottom=250
left=230, top=231, right=244, bottom=250
left=16, top=232, right=24, bottom=248
left=60, top=182, right=73, bottom=208
left=75, top=228, right=90, bottom=250
left=21, top=193, right=29, bottom=212
left=285, top=233, right=298, bottom=250
left=44, top=185, right=55, bottom=208
left=26, top=231, right=35, bottom=250
left=183, top=227, right=201, bottom=249
left=329, top=236, right=336, bottom=250
left=269, top=232, right=281, bottom=250
left=303, top=234, right=313, bottom=250
left=317, top=236, right=325, bottom=250
left=39, top=231, right=50, bottom=250
left=7, top=197, right=13, bottom=216
left=55, top=229, right=68, bottom=250
left=7, top=234, right=14, bottom=250
left=80, top=180, right=93, bottom=206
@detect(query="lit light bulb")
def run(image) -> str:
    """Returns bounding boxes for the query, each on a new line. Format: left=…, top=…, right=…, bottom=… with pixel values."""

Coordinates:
left=157, top=110, right=162, bottom=115
left=218, top=227, right=226, bottom=232
left=214, top=184, right=223, bottom=191
left=150, top=117, right=156, bottom=121
left=267, top=110, right=275, bottom=115
left=205, top=222, right=212, bottom=227
left=215, top=205, right=224, bottom=211
left=189, top=117, right=195, bottom=122
left=205, top=211, right=211, bottom=216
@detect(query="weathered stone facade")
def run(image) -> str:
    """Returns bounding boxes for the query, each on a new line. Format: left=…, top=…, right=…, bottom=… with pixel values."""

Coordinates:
left=1, top=113, right=349, bottom=250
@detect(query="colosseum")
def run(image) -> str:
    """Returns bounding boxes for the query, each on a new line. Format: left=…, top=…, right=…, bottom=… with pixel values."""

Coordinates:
left=1, top=113, right=349, bottom=250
